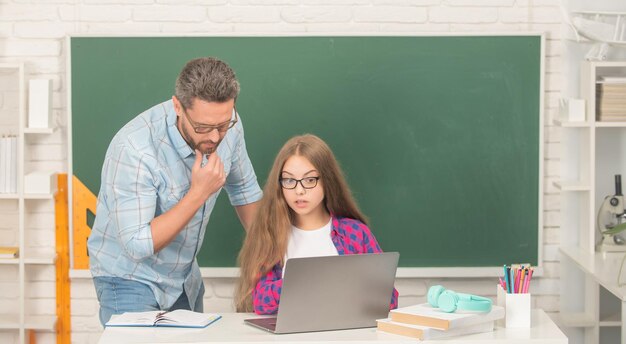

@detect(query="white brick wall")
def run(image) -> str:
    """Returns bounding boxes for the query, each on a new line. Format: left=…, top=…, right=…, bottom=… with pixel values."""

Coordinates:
left=209, top=5, right=282, bottom=22
left=0, top=1, right=565, bottom=343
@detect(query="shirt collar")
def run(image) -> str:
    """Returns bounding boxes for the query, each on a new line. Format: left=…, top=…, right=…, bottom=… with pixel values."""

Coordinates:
left=165, top=99, right=194, bottom=160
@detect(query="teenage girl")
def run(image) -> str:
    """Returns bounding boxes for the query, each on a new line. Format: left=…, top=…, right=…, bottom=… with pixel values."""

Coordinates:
left=235, top=134, right=398, bottom=314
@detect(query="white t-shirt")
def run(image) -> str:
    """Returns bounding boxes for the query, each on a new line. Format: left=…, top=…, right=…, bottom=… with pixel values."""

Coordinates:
left=283, top=218, right=339, bottom=278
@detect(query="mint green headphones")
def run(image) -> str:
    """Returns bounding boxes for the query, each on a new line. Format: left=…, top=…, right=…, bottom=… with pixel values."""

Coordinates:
left=427, top=285, right=492, bottom=313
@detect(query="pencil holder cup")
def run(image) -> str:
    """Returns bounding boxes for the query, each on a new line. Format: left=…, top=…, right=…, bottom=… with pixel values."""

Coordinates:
left=496, top=284, right=531, bottom=328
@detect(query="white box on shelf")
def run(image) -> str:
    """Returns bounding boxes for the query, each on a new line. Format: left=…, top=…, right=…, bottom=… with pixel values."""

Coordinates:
left=27, top=79, right=52, bottom=129
left=24, top=171, right=56, bottom=194
left=496, top=284, right=531, bottom=328
left=559, top=98, right=586, bottom=122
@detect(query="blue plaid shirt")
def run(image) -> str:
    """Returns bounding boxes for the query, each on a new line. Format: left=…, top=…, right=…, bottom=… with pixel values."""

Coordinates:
left=88, top=99, right=262, bottom=310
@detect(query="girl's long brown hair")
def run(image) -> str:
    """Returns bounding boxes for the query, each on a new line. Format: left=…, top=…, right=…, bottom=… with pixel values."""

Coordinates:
left=234, top=134, right=367, bottom=312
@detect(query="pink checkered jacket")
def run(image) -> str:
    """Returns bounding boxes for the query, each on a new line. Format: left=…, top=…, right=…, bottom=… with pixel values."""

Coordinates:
left=252, top=216, right=399, bottom=315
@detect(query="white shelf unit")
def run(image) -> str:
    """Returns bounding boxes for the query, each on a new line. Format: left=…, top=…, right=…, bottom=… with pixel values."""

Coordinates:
left=0, top=63, right=57, bottom=344
left=558, top=60, right=626, bottom=344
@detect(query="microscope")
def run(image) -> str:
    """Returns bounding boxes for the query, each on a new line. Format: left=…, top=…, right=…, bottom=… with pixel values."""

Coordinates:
left=597, top=175, right=626, bottom=252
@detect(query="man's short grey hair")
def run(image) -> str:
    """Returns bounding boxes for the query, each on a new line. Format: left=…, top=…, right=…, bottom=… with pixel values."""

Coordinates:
left=175, top=57, right=240, bottom=109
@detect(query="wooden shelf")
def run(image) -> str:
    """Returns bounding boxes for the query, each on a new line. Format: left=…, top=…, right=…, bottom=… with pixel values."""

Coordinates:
left=0, top=258, right=19, bottom=265
left=23, top=193, right=54, bottom=200
left=553, top=180, right=590, bottom=191
left=595, top=121, right=626, bottom=128
left=0, top=193, right=55, bottom=200
left=0, top=63, right=23, bottom=69
left=23, top=127, right=55, bottom=134
left=0, top=253, right=56, bottom=265
left=0, top=314, right=20, bottom=329
left=599, top=312, right=622, bottom=327
left=573, top=10, right=626, bottom=15
left=554, top=119, right=626, bottom=128
left=23, top=252, right=56, bottom=265
left=553, top=119, right=590, bottom=127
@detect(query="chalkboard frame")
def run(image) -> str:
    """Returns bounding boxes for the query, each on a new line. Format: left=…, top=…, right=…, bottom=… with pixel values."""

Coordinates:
left=67, top=33, right=545, bottom=277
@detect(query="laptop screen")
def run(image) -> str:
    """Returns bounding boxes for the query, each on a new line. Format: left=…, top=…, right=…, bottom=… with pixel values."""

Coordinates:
left=247, top=252, right=399, bottom=334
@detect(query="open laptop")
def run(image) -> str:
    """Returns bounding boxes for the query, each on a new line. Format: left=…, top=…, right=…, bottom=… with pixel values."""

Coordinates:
left=244, top=252, right=399, bottom=334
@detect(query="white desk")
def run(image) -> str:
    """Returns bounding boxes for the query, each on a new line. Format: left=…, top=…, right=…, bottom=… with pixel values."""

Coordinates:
left=98, top=310, right=567, bottom=344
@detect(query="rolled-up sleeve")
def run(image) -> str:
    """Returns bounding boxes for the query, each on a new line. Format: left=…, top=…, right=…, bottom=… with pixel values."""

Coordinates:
left=223, top=117, right=262, bottom=206
left=104, top=145, right=157, bottom=261
left=252, top=264, right=283, bottom=315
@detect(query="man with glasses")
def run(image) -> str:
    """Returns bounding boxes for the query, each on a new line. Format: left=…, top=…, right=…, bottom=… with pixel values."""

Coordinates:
left=88, top=57, right=262, bottom=326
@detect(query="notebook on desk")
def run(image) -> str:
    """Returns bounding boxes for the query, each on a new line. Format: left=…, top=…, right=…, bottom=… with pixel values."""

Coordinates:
left=244, top=252, right=399, bottom=334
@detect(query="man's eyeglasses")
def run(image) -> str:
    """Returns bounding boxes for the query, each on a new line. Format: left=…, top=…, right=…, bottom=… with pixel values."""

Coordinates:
left=183, top=106, right=238, bottom=134
left=279, top=177, right=320, bottom=190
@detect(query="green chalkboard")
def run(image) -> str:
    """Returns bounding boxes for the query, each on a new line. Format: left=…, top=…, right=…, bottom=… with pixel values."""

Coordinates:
left=71, top=36, right=542, bottom=268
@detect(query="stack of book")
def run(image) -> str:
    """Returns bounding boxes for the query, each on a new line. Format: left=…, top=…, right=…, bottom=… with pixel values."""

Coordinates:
left=596, top=77, right=626, bottom=122
left=0, top=246, right=19, bottom=259
left=377, top=303, right=504, bottom=340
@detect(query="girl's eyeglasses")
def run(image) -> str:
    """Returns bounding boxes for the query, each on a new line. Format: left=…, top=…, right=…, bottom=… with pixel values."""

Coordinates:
left=279, top=177, right=320, bottom=189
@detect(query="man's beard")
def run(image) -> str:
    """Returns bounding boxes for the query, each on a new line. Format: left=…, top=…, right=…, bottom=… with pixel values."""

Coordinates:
left=194, top=140, right=220, bottom=155
left=181, top=122, right=222, bottom=155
